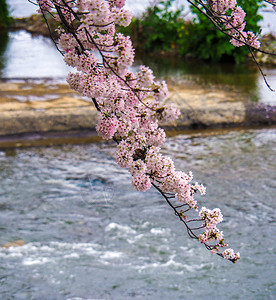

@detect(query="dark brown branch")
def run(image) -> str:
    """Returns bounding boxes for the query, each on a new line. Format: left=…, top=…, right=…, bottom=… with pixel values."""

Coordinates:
left=152, top=182, right=199, bottom=239
left=27, top=0, right=39, bottom=6
left=248, top=47, right=275, bottom=92
left=40, top=9, right=64, bottom=55
left=92, top=97, right=100, bottom=112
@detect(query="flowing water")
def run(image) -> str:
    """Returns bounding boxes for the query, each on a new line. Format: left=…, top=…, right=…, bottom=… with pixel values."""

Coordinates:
left=0, top=128, right=275, bottom=299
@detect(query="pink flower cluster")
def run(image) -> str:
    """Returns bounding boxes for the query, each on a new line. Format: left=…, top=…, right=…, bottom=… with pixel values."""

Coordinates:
left=198, top=207, right=227, bottom=251
left=199, top=207, right=223, bottom=230
left=36, top=0, right=53, bottom=11
left=222, top=248, right=241, bottom=263
left=37, top=0, right=241, bottom=263
left=207, top=0, right=261, bottom=48
left=210, top=0, right=237, bottom=14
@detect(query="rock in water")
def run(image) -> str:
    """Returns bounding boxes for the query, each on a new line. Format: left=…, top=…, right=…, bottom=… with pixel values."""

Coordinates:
left=1, top=240, right=26, bottom=248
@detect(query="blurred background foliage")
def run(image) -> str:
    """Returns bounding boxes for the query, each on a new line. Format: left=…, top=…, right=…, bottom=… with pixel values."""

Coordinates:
left=120, top=0, right=264, bottom=63
left=0, top=0, right=12, bottom=29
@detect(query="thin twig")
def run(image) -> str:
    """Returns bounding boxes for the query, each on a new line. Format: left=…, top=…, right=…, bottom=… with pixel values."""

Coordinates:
left=248, top=47, right=275, bottom=92
left=40, top=9, right=63, bottom=55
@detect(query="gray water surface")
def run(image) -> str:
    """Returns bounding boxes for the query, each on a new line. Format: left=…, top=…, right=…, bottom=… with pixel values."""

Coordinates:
left=0, top=128, right=275, bottom=299
left=0, top=30, right=71, bottom=79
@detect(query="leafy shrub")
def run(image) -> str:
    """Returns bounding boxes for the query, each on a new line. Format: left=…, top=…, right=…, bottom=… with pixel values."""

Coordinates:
left=120, top=0, right=185, bottom=54
left=120, top=0, right=264, bottom=63
left=0, top=0, right=11, bottom=28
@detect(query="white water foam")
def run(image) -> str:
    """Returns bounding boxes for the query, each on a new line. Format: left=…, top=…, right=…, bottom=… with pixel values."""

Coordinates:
left=105, top=222, right=136, bottom=235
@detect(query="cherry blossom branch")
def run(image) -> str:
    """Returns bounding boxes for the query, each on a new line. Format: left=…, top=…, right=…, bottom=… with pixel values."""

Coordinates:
left=49, top=1, right=158, bottom=110
left=34, top=0, right=276, bottom=264
left=40, top=8, right=64, bottom=54
left=186, top=0, right=275, bottom=55
left=81, top=27, right=154, bottom=110
left=184, top=0, right=275, bottom=91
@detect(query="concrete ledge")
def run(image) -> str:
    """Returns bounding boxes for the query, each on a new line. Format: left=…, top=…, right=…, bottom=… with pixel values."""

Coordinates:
left=0, top=80, right=275, bottom=148
left=0, top=130, right=101, bottom=149
left=0, top=103, right=98, bottom=136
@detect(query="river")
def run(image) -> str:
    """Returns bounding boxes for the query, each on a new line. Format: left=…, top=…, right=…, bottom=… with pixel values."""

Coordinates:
left=0, top=128, right=275, bottom=299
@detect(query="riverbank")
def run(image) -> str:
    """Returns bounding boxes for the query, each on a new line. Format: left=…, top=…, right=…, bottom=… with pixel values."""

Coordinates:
left=0, top=79, right=275, bottom=148
left=1, top=14, right=275, bottom=149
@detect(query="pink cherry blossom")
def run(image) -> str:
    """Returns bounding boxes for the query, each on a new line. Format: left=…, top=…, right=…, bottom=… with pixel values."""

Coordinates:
left=35, top=0, right=246, bottom=263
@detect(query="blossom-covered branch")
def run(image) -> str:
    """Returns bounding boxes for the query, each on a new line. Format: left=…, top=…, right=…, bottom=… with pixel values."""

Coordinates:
left=34, top=0, right=276, bottom=264
left=183, top=0, right=275, bottom=90
left=187, top=0, right=259, bottom=48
